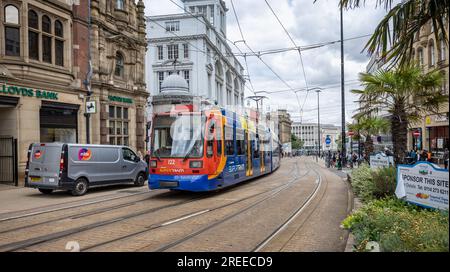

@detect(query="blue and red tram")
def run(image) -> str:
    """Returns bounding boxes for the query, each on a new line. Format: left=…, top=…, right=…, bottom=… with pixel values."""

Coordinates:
left=148, top=105, right=281, bottom=192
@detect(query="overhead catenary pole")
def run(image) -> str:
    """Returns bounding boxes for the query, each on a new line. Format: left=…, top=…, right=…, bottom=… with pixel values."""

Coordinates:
left=316, top=89, right=321, bottom=162
left=339, top=4, right=346, bottom=170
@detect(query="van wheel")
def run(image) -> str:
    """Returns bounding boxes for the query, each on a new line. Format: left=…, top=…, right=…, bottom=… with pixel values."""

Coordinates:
left=134, top=173, right=146, bottom=187
left=71, top=178, right=88, bottom=196
left=38, top=189, right=53, bottom=194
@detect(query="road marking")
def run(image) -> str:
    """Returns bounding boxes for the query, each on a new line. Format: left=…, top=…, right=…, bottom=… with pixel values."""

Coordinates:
left=160, top=210, right=210, bottom=226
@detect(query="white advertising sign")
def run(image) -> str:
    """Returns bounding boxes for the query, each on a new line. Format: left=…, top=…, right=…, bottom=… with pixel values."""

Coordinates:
left=86, top=101, right=96, bottom=114
left=369, top=153, right=394, bottom=169
left=395, top=162, right=449, bottom=210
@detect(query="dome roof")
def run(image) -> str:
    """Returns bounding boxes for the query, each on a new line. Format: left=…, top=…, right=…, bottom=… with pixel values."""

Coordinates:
left=160, top=73, right=189, bottom=94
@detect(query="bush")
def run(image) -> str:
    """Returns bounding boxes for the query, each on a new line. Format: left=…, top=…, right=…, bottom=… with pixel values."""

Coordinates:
left=350, top=165, right=397, bottom=202
left=342, top=198, right=449, bottom=252
left=349, top=164, right=375, bottom=202
left=371, top=167, right=397, bottom=199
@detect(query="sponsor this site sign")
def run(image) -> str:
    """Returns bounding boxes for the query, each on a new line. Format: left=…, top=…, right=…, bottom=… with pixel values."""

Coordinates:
left=369, top=153, right=394, bottom=169
left=395, top=162, right=449, bottom=210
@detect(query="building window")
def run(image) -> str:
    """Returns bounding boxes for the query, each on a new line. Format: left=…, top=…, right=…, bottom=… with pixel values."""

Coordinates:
left=157, top=45, right=164, bottom=60
left=116, top=0, right=124, bottom=10
left=418, top=48, right=424, bottom=67
left=4, top=5, right=20, bottom=56
left=168, top=44, right=178, bottom=60
left=183, top=70, right=190, bottom=90
left=115, top=52, right=124, bottom=77
left=210, top=5, right=215, bottom=25
left=440, top=37, right=446, bottom=61
left=55, top=20, right=64, bottom=66
left=109, top=106, right=129, bottom=146
left=42, top=16, right=52, bottom=63
left=198, top=5, right=207, bottom=16
left=183, top=43, right=189, bottom=59
left=165, top=21, right=180, bottom=32
left=429, top=41, right=435, bottom=67
left=158, top=71, right=165, bottom=92
left=28, top=10, right=39, bottom=60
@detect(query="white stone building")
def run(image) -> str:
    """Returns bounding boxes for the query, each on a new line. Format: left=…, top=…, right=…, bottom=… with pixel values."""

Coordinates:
left=145, top=0, right=246, bottom=112
left=292, top=122, right=341, bottom=152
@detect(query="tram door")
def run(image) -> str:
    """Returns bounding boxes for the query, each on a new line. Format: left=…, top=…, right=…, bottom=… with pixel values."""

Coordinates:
left=245, top=128, right=253, bottom=176
left=206, top=118, right=221, bottom=175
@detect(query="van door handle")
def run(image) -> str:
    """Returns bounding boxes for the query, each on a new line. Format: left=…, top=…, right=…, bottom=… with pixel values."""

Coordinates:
left=34, top=168, right=41, bottom=171
left=122, top=165, right=126, bottom=168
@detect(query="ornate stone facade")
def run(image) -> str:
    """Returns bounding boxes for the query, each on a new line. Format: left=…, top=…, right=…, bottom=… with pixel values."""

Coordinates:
left=89, top=0, right=148, bottom=154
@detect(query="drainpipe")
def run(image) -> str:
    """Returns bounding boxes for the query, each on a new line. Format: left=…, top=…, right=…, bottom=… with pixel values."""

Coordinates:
left=83, top=0, right=93, bottom=144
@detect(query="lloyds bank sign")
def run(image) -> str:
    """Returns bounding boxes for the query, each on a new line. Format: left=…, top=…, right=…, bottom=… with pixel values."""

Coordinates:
left=1, top=84, right=58, bottom=100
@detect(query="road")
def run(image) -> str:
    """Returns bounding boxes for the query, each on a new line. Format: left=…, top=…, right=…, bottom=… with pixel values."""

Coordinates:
left=0, top=157, right=352, bottom=252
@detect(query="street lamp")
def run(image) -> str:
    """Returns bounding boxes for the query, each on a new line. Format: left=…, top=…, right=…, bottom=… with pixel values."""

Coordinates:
left=316, top=88, right=321, bottom=162
left=339, top=4, right=346, bottom=170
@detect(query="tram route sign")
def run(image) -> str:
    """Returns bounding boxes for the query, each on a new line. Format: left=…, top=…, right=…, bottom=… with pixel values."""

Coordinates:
left=395, top=162, right=449, bottom=210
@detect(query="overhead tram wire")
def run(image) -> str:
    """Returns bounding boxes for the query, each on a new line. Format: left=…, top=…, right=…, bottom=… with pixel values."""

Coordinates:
left=264, top=0, right=310, bottom=120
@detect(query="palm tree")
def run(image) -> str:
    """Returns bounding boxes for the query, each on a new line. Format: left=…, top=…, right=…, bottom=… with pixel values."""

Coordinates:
left=348, top=116, right=390, bottom=160
left=352, top=65, right=447, bottom=164
left=334, top=0, right=449, bottom=67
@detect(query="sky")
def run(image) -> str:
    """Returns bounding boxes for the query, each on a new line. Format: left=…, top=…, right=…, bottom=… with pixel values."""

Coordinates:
left=143, top=0, right=389, bottom=126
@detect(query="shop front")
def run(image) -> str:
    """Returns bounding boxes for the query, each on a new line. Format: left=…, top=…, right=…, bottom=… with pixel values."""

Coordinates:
left=0, top=83, right=84, bottom=186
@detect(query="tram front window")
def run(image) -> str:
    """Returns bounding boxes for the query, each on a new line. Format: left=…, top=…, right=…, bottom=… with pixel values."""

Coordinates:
left=152, top=114, right=205, bottom=159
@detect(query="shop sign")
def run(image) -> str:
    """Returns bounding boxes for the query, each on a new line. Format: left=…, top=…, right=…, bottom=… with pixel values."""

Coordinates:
left=86, top=101, right=96, bottom=114
left=108, top=95, right=133, bottom=104
left=369, top=153, right=394, bottom=169
left=425, top=116, right=432, bottom=125
left=1, top=84, right=58, bottom=100
left=437, top=138, right=444, bottom=149
left=395, top=162, right=449, bottom=210
left=435, top=115, right=449, bottom=123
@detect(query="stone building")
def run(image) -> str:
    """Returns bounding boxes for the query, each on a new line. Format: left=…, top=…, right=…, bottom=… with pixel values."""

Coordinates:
left=145, top=0, right=245, bottom=112
left=408, top=19, right=449, bottom=159
left=88, top=0, right=148, bottom=154
left=291, top=122, right=341, bottom=152
left=0, top=0, right=147, bottom=186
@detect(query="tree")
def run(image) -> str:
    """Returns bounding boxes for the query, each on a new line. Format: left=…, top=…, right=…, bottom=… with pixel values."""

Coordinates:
left=291, top=134, right=304, bottom=150
left=352, top=65, right=447, bottom=164
left=348, top=116, right=390, bottom=160
left=332, top=0, right=449, bottom=67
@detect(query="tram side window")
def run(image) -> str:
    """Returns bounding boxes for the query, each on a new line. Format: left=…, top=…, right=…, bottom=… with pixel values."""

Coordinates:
left=225, top=125, right=235, bottom=156
left=216, top=123, right=223, bottom=156
left=236, top=129, right=245, bottom=155
left=207, top=122, right=215, bottom=158
left=253, top=133, right=260, bottom=158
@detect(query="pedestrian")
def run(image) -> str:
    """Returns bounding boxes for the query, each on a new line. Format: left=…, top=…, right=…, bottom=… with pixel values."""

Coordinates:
left=444, top=148, right=449, bottom=169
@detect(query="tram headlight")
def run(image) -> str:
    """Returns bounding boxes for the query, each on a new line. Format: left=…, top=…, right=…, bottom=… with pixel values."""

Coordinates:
left=189, top=161, right=203, bottom=168
left=150, top=160, right=157, bottom=168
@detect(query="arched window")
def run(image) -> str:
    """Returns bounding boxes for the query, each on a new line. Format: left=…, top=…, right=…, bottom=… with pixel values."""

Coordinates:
left=42, top=15, right=51, bottom=33
left=28, top=10, right=39, bottom=60
left=115, top=53, right=124, bottom=77
left=4, top=5, right=20, bottom=56
left=55, top=20, right=64, bottom=66
left=429, top=40, right=435, bottom=67
left=116, top=0, right=125, bottom=10
left=5, top=5, right=19, bottom=24
left=55, top=20, right=63, bottom=37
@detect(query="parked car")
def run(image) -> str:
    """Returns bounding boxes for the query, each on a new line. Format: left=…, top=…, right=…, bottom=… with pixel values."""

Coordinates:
left=25, top=143, right=148, bottom=196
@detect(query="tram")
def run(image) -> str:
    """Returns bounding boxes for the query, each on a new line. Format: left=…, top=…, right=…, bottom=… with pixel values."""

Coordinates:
left=148, top=105, right=281, bottom=192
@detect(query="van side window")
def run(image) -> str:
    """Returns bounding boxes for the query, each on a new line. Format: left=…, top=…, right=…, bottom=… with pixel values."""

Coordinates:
left=123, top=148, right=137, bottom=162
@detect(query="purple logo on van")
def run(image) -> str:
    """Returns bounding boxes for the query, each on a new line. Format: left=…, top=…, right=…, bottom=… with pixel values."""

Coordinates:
left=78, top=148, right=92, bottom=161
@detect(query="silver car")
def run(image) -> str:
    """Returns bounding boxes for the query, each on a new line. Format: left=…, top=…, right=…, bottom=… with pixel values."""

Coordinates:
left=25, top=143, right=148, bottom=196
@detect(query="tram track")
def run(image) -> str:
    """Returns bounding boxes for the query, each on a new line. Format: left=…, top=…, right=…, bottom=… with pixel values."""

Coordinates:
left=82, top=163, right=307, bottom=252
left=252, top=164, right=328, bottom=252
left=140, top=160, right=318, bottom=252
left=0, top=160, right=300, bottom=252
left=0, top=160, right=293, bottom=235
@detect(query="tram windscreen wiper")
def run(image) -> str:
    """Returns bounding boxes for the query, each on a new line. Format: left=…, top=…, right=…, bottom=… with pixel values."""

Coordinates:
left=154, top=149, right=162, bottom=162
left=183, top=147, right=195, bottom=162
